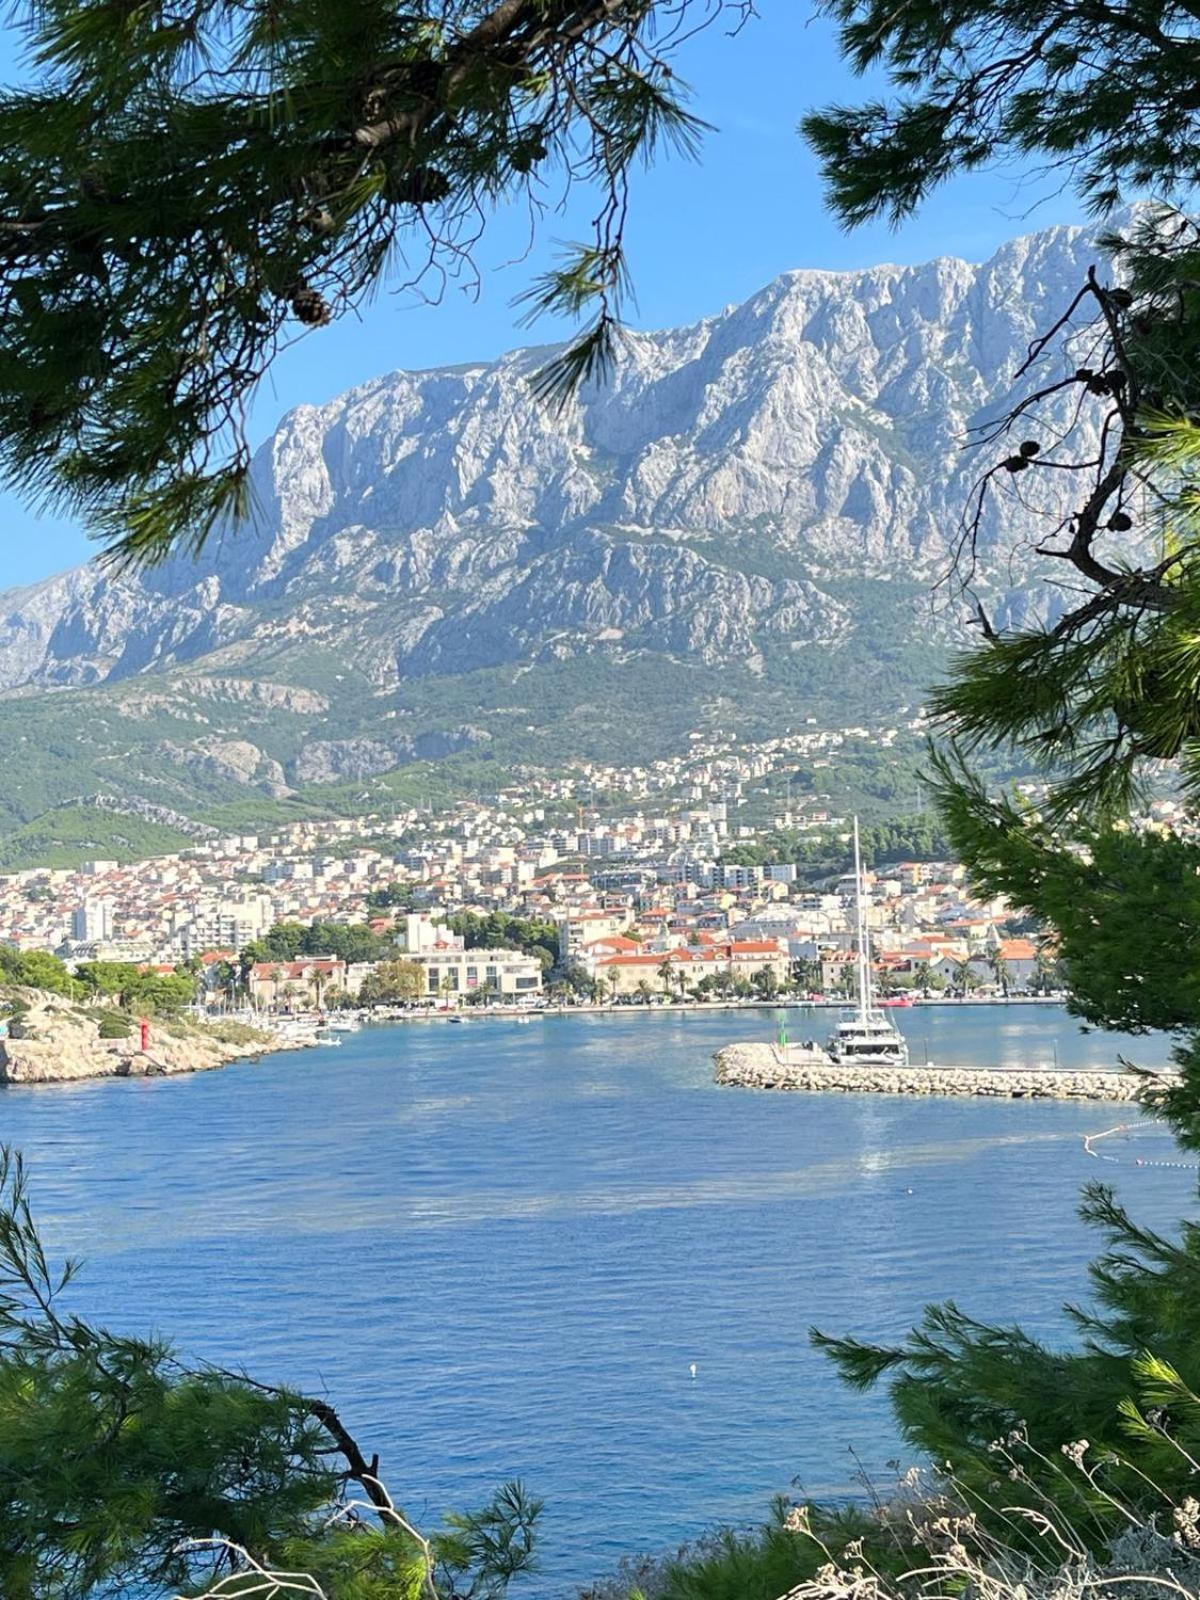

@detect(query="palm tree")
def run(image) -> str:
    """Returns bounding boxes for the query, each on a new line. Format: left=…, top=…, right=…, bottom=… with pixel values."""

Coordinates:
left=914, top=960, right=934, bottom=997
left=950, top=957, right=976, bottom=999
left=656, top=958, right=675, bottom=1000
left=1033, top=945, right=1059, bottom=995
left=753, top=965, right=779, bottom=1000
left=987, top=951, right=1011, bottom=998
left=635, top=979, right=653, bottom=1006
left=793, top=957, right=821, bottom=997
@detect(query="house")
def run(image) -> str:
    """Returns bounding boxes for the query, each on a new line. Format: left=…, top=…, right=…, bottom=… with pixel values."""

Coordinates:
left=248, top=958, right=348, bottom=1009
left=595, top=938, right=790, bottom=997
left=556, top=910, right=630, bottom=961
left=967, top=937, right=1042, bottom=989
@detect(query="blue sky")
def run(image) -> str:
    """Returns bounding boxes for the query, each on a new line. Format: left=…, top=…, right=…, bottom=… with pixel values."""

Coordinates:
left=0, top=3, right=1086, bottom=587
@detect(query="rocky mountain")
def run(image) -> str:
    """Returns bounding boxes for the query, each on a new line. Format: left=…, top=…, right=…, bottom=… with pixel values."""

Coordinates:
left=0, top=217, right=1114, bottom=849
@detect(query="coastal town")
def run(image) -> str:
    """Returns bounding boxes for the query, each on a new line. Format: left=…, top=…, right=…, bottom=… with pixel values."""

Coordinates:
left=0, top=720, right=1186, bottom=1014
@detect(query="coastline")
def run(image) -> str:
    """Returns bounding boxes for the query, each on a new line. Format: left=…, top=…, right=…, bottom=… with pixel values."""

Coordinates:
left=0, top=993, right=303, bottom=1087
left=0, top=993, right=1115, bottom=1089
left=713, top=1041, right=1164, bottom=1102
left=326, top=993, right=1068, bottom=1025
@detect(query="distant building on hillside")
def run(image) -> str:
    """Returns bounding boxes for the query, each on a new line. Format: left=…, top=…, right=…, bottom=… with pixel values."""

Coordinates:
left=71, top=899, right=113, bottom=944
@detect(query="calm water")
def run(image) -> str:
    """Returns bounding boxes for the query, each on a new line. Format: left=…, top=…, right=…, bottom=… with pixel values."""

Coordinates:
left=0, top=1005, right=1189, bottom=1594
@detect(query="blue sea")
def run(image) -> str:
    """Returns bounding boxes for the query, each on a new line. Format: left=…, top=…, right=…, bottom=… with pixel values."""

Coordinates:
left=0, top=1005, right=1188, bottom=1594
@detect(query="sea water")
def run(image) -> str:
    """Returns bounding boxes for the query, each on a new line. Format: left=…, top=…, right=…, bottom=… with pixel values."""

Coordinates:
left=0, top=1006, right=1186, bottom=1594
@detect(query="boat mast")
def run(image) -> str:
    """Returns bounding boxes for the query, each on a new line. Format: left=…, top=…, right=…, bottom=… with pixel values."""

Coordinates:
left=853, top=816, right=872, bottom=1018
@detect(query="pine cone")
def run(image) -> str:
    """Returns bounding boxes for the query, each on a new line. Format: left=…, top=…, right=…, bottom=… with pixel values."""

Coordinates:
left=290, top=284, right=331, bottom=327
left=385, top=166, right=451, bottom=206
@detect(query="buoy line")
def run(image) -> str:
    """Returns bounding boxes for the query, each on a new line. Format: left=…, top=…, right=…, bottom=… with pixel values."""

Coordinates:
left=1082, top=1120, right=1200, bottom=1169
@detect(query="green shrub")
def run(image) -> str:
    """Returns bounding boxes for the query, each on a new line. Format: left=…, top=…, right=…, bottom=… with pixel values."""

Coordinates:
left=97, top=1011, right=132, bottom=1040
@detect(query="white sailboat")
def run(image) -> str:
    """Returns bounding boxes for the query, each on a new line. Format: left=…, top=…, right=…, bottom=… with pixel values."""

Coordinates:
left=826, top=818, right=910, bottom=1068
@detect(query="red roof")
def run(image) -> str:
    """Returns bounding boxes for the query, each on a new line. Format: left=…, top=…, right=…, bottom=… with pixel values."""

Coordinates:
left=598, top=951, right=688, bottom=968
left=998, top=938, right=1039, bottom=960
left=251, top=959, right=346, bottom=980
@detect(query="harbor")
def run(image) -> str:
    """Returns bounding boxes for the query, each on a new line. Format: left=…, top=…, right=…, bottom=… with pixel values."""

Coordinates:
left=714, top=820, right=1165, bottom=1103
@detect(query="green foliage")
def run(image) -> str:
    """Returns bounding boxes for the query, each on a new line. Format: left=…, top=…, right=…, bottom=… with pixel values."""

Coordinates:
left=243, top=921, right=396, bottom=966
left=0, top=1147, right=539, bottom=1600
left=0, top=0, right=738, bottom=561
left=814, top=1179, right=1200, bottom=1548
left=803, top=9, right=1200, bottom=1565
left=614, top=1502, right=884, bottom=1600
left=440, top=912, right=558, bottom=967
left=807, top=0, right=1200, bottom=816
left=367, top=882, right=418, bottom=913
left=805, top=0, right=1200, bottom=225
left=96, top=1009, right=131, bottom=1038
left=0, top=944, right=80, bottom=998
left=721, top=815, right=952, bottom=875
left=0, top=616, right=994, bottom=870
left=434, top=1479, right=543, bottom=1600
left=932, top=756, right=1200, bottom=1037
left=0, top=806, right=193, bottom=873
left=204, top=1019, right=271, bottom=1047
left=74, top=961, right=198, bottom=1016
left=358, top=959, right=426, bottom=1006
left=925, top=229, right=1200, bottom=816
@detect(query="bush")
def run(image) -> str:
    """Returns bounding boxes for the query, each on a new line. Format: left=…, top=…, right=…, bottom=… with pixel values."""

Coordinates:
left=97, top=1011, right=132, bottom=1039
left=206, top=1020, right=270, bottom=1046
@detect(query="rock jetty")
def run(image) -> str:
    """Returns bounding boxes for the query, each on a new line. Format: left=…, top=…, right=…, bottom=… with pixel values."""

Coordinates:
left=714, top=1042, right=1157, bottom=1102
left=0, top=992, right=288, bottom=1086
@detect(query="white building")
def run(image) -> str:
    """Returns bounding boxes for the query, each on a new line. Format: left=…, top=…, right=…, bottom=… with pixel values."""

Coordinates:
left=72, top=899, right=113, bottom=943
left=415, top=947, right=543, bottom=1000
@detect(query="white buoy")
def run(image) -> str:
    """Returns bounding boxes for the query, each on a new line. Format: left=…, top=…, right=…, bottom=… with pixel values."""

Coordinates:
left=689, top=1362, right=697, bottom=1378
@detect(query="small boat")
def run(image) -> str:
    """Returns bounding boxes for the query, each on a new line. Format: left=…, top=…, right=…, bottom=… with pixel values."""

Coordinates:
left=880, top=997, right=913, bottom=1008
left=328, top=1017, right=362, bottom=1032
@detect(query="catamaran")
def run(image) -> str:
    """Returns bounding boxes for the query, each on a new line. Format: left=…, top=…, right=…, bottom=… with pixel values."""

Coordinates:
left=826, top=818, right=910, bottom=1068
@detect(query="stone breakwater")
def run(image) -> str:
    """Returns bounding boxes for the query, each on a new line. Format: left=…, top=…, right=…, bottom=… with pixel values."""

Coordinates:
left=714, top=1043, right=1159, bottom=1102
left=0, top=992, right=296, bottom=1086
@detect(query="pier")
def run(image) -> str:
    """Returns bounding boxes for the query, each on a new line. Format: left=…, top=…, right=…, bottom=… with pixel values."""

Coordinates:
left=714, top=1042, right=1165, bottom=1102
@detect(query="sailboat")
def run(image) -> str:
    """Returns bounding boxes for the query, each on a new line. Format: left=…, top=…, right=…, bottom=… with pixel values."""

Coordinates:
left=826, top=818, right=910, bottom=1068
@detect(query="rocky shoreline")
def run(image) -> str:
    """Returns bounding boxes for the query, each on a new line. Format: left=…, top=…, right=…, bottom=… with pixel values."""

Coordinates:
left=0, top=992, right=295, bottom=1086
left=714, top=1042, right=1160, bottom=1102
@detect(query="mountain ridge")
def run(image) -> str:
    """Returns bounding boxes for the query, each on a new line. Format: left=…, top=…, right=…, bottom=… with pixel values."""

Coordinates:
left=0, top=217, right=1114, bottom=849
